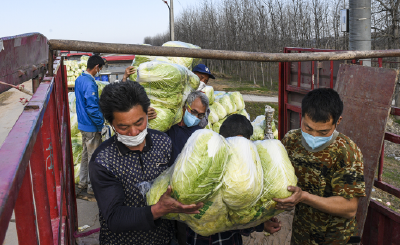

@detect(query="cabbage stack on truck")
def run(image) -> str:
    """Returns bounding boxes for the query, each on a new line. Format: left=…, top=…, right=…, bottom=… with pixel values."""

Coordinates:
left=0, top=33, right=400, bottom=245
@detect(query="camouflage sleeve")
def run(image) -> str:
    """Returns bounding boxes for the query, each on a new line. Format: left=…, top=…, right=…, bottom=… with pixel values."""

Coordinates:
left=331, top=140, right=366, bottom=199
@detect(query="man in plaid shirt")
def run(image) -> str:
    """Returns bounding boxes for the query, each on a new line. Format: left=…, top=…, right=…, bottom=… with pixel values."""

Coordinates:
left=186, top=114, right=282, bottom=245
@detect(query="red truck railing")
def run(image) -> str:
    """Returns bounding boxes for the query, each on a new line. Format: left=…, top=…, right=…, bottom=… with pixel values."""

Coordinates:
left=3, top=36, right=400, bottom=244
left=279, top=47, right=400, bottom=245
left=0, top=34, right=77, bottom=244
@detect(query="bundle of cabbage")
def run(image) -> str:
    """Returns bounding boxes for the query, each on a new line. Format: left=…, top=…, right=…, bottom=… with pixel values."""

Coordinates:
left=201, top=86, right=215, bottom=105
left=240, top=140, right=298, bottom=225
left=210, top=102, right=227, bottom=121
left=223, top=137, right=263, bottom=224
left=136, top=61, right=199, bottom=131
left=162, top=41, right=201, bottom=69
left=137, top=61, right=188, bottom=108
left=229, top=92, right=245, bottom=111
left=215, top=94, right=236, bottom=114
left=146, top=134, right=296, bottom=236
left=71, top=137, right=83, bottom=184
left=171, top=129, right=229, bottom=204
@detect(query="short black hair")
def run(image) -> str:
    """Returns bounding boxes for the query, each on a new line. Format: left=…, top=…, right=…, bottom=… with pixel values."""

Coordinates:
left=87, top=55, right=105, bottom=70
left=302, top=88, right=343, bottom=124
left=219, top=114, right=253, bottom=139
left=99, top=81, right=150, bottom=124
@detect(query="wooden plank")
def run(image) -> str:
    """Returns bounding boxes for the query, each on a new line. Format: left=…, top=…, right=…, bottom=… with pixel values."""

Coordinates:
left=335, top=64, right=399, bottom=236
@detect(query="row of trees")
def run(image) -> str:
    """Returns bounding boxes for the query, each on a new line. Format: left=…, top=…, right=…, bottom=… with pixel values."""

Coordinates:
left=144, top=0, right=400, bottom=87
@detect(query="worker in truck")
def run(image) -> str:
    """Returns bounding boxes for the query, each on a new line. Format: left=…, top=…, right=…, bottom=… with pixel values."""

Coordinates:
left=90, top=81, right=203, bottom=245
left=182, top=113, right=282, bottom=245
left=75, top=54, right=105, bottom=195
left=193, top=64, right=214, bottom=128
left=275, top=88, right=366, bottom=245
left=122, top=63, right=215, bottom=129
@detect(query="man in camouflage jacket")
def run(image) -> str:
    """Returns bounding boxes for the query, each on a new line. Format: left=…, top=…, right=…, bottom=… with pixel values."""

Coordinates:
left=274, top=88, right=366, bottom=245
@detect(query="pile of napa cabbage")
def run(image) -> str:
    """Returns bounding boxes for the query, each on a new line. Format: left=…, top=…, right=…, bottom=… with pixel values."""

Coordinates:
left=146, top=129, right=297, bottom=236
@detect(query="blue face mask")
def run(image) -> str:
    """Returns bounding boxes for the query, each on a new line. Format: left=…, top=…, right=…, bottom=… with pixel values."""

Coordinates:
left=183, top=110, right=201, bottom=127
left=301, top=130, right=333, bottom=150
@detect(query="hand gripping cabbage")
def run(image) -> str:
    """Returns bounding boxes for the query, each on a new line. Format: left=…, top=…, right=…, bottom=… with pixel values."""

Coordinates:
left=201, top=86, right=215, bottom=105
left=171, top=129, right=229, bottom=204
left=229, top=92, right=245, bottom=111
left=162, top=41, right=201, bottom=69
left=222, top=137, right=263, bottom=215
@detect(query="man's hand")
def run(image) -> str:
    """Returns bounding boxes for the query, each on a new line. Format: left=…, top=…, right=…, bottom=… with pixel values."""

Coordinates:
left=273, top=186, right=304, bottom=210
left=122, top=66, right=136, bottom=82
left=151, top=186, right=203, bottom=220
left=148, top=107, right=157, bottom=120
left=264, top=217, right=281, bottom=234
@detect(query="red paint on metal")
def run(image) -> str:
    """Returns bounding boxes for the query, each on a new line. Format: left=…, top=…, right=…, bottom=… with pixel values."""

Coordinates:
left=14, top=165, right=39, bottom=245
left=103, top=55, right=135, bottom=61
left=374, top=179, right=400, bottom=199
left=0, top=33, right=48, bottom=93
left=41, top=101, right=59, bottom=219
left=30, top=130, right=54, bottom=245
left=384, top=132, right=400, bottom=144
left=67, top=52, right=92, bottom=57
left=0, top=82, right=52, bottom=243
left=286, top=84, right=311, bottom=94
left=378, top=58, right=383, bottom=67
left=278, top=62, right=283, bottom=140
left=390, top=106, right=400, bottom=116
left=51, top=218, right=60, bottom=245
left=286, top=104, right=302, bottom=113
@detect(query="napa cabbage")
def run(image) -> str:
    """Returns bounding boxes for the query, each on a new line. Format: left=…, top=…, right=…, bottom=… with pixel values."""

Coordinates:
left=171, top=129, right=229, bottom=204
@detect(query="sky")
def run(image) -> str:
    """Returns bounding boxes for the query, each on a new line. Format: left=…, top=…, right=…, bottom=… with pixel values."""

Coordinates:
left=0, top=0, right=201, bottom=44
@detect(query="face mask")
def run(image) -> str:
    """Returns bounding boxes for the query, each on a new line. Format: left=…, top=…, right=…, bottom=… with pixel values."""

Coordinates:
left=197, top=81, right=206, bottom=91
left=301, top=130, right=333, bottom=150
left=114, top=127, right=148, bottom=147
left=96, top=67, right=101, bottom=77
left=183, top=109, right=201, bottom=127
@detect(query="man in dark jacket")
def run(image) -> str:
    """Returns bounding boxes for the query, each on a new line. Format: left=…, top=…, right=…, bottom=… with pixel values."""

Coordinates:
left=90, top=81, right=202, bottom=245
left=75, top=55, right=105, bottom=194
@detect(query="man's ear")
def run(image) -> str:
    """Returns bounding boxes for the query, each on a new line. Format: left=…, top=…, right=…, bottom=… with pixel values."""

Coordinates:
left=336, top=116, right=343, bottom=126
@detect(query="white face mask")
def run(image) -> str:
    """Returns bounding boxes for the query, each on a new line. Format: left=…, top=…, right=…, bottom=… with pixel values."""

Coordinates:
left=114, top=127, right=148, bottom=147
left=197, top=81, right=206, bottom=91
left=96, top=67, right=101, bottom=77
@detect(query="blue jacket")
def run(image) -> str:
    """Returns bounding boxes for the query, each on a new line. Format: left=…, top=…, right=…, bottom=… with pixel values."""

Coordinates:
left=75, top=72, right=104, bottom=132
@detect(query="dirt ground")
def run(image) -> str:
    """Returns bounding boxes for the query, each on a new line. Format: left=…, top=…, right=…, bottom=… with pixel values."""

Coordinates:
left=242, top=210, right=294, bottom=245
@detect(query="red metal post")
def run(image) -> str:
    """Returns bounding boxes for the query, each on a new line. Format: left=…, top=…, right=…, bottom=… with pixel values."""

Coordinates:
left=30, top=130, right=54, bottom=245
left=278, top=62, right=283, bottom=140
left=41, top=100, right=59, bottom=219
left=378, top=58, right=383, bottom=68
left=14, top=167, right=39, bottom=245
